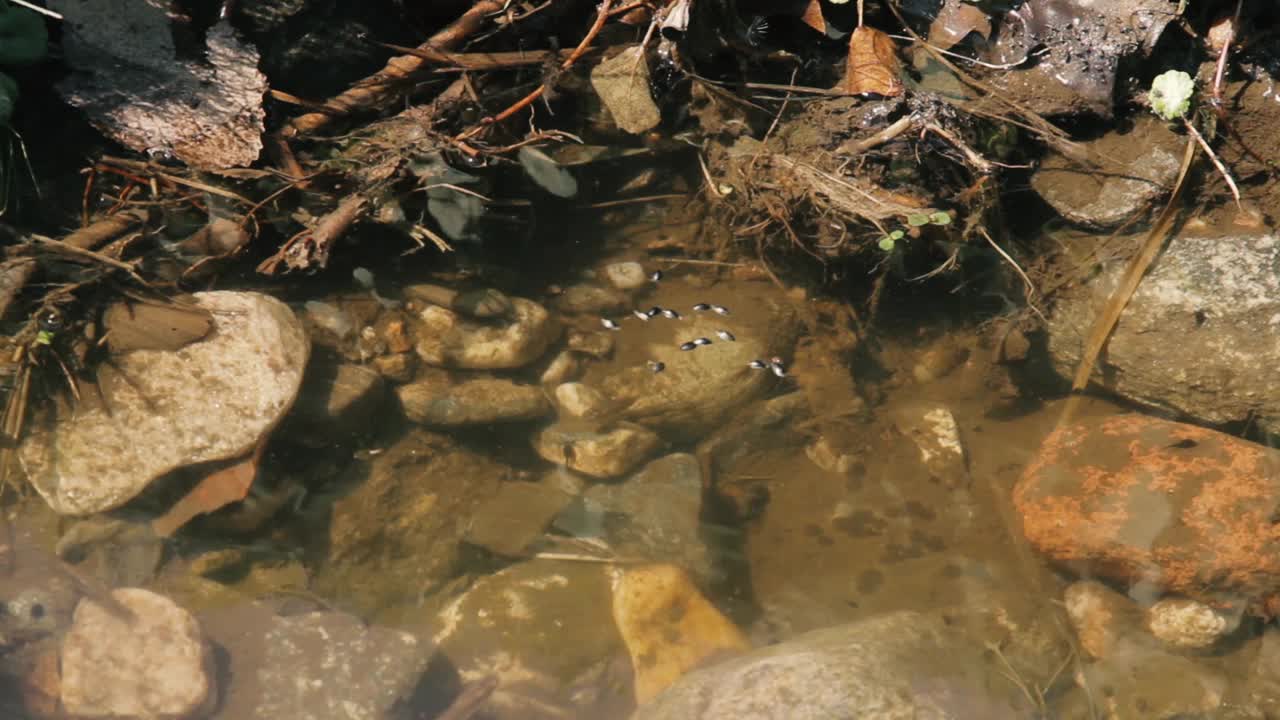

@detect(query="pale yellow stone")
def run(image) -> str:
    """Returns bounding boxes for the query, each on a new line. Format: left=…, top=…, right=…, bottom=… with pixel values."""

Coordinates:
left=611, top=564, right=750, bottom=704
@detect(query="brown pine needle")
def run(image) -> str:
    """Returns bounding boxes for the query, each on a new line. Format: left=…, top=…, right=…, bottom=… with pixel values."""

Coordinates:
left=1060, top=133, right=1197, bottom=425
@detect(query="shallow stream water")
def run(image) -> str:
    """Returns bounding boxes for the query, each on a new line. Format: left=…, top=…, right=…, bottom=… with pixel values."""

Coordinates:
left=1, top=187, right=1276, bottom=720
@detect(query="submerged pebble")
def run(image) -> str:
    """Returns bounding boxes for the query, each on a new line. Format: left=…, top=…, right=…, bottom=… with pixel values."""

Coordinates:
left=604, top=261, right=649, bottom=290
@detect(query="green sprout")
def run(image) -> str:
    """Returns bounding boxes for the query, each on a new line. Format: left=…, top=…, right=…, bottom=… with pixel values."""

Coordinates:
left=906, top=210, right=952, bottom=228
left=878, top=229, right=904, bottom=252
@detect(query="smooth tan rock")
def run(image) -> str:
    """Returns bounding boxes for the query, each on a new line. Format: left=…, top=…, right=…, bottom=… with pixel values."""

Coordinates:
left=1063, top=581, right=1144, bottom=660
left=414, top=297, right=558, bottom=369
left=889, top=403, right=968, bottom=487
left=539, top=350, right=580, bottom=386
left=603, top=261, right=649, bottom=290
left=1147, top=597, right=1234, bottom=650
left=397, top=372, right=551, bottom=426
left=554, top=382, right=609, bottom=419
left=532, top=423, right=663, bottom=479
left=611, top=564, right=750, bottom=704
left=20, top=291, right=309, bottom=515
left=60, top=588, right=214, bottom=719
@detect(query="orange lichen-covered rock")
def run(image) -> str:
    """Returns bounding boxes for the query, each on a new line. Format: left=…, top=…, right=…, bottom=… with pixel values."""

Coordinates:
left=1014, top=414, right=1280, bottom=613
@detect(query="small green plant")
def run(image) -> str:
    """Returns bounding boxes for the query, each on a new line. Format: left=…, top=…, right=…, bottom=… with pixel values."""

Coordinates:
left=1149, top=70, right=1195, bottom=121
left=1147, top=69, right=1240, bottom=208
left=877, top=229, right=903, bottom=251
left=879, top=210, right=952, bottom=251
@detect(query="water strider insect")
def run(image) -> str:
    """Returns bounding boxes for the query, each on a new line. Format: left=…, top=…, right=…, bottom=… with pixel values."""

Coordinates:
left=716, top=330, right=735, bottom=342
left=601, top=318, right=621, bottom=330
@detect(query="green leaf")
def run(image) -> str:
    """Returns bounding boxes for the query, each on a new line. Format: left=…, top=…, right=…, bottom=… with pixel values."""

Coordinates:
left=928, top=211, right=952, bottom=226
left=878, top=236, right=896, bottom=252
left=907, top=213, right=930, bottom=227
left=1149, top=70, right=1195, bottom=121
left=889, top=229, right=904, bottom=240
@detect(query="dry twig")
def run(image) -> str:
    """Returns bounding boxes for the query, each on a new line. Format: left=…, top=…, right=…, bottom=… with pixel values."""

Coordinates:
left=456, top=0, right=616, bottom=141
left=285, top=0, right=506, bottom=137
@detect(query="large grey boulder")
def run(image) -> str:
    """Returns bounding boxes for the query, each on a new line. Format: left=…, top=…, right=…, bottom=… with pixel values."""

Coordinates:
left=631, top=610, right=1031, bottom=720
left=20, top=291, right=309, bottom=515
left=204, top=603, right=431, bottom=720
left=1049, top=231, right=1280, bottom=431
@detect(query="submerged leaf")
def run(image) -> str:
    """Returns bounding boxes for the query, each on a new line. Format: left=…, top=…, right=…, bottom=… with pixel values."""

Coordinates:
left=843, top=27, right=904, bottom=97
left=518, top=147, right=579, bottom=198
left=150, top=442, right=265, bottom=538
left=590, top=45, right=661, bottom=136
left=103, top=301, right=214, bottom=353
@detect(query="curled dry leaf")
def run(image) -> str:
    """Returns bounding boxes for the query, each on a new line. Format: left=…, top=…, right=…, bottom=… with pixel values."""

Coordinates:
left=927, top=0, right=993, bottom=51
left=844, top=26, right=904, bottom=97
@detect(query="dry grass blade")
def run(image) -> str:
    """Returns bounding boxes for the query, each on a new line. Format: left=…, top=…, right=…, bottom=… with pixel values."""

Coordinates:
left=1060, top=134, right=1197, bottom=424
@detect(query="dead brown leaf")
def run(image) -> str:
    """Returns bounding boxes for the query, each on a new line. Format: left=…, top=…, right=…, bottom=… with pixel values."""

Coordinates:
left=151, top=441, right=265, bottom=538
left=844, top=26, right=904, bottom=97
left=927, top=0, right=992, bottom=51
left=104, top=300, right=214, bottom=353
left=800, top=0, right=827, bottom=35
